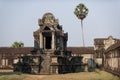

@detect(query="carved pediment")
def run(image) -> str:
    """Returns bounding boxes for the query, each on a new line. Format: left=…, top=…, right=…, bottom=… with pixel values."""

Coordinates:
left=38, top=13, right=59, bottom=28
left=42, top=13, right=55, bottom=25
left=104, top=36, right=115, bottom=50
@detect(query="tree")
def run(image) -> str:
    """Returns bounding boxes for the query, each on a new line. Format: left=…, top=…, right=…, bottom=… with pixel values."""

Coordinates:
left=74, top=3, right=89, bottom=46
left=12, top=41, right=24, bottom=48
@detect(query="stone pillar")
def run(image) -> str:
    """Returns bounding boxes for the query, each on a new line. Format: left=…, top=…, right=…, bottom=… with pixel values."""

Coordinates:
left=44, top=36, right=46, bottom=49
left=84, top=64, right=88, bottom=72
left=56, top=67, right=58, bottom=74
left=40, top=33, right=43, bottom=48
left=2, top=59, right=5, bottom=66
left=118, top=58, right=119, bottom=70
left=52, top=32, right=54, bottom=50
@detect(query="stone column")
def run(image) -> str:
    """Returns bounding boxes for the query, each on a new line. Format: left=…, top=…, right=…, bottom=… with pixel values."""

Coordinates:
left=43, top=36, right=46, bottom=49
left=84, top=63, right=88, bottom=72
left=56, top=67, right=58, bottom=74
left=2, top=59, right=5, bottom=66
left=52, top=32, right=54, bottom=50
left=40, top=33, right=43, bottom=48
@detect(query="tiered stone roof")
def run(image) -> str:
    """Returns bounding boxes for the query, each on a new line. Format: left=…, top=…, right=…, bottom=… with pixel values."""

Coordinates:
left=94, top=37, right=120, bottom=45
left=106, top=42, right=120, bottom=53
left=67, top=47, right=94, bottom=54
left=0, top=47, right=33, bottom=54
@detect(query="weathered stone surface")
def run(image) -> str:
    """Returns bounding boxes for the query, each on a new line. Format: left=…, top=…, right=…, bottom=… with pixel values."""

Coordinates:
left=13, top=13, right=86, bottom=74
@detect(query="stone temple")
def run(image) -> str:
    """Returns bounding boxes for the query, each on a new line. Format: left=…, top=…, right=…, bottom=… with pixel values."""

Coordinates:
left=0, top=13, right=120, bottom=76
left=13, top=13, right=83, bottom=74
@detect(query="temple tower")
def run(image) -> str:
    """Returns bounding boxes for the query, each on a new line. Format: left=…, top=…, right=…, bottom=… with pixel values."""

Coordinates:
left=33, top=13, right=68, bottom=74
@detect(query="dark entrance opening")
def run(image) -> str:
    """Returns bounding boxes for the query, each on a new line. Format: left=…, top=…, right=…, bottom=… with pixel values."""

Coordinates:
left=44, top=27, right=50, bottom=30
left=45, top=36, right=52, bottom=49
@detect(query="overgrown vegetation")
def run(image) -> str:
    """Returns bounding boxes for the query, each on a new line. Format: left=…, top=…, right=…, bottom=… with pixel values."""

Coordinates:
left=12, top=41, right=24, bottom=48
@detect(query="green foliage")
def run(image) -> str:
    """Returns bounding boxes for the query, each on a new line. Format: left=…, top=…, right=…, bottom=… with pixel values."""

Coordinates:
left=74, top=3, right=89, bottom=20
left=12, top=41, right=24, bottom=48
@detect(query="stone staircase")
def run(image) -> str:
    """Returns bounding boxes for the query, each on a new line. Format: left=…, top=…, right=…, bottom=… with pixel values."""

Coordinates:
left=39, top=53, right=51, bottom=74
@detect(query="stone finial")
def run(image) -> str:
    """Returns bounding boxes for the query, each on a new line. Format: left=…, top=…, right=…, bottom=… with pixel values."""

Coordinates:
left=42, top=12, right=55, bottom=24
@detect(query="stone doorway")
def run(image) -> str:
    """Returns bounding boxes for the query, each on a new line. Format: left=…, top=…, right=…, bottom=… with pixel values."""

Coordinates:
left=45, top=36, right=52, bottom=49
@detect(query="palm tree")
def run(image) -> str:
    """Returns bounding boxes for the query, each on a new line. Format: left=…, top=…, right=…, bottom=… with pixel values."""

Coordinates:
left=12, top=41, right=24, bottom=48
left=74, top=3, right=89, bottom=47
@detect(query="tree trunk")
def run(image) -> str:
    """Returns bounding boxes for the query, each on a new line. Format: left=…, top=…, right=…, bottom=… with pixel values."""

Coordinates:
left=81, top=20, right=85, bottom=47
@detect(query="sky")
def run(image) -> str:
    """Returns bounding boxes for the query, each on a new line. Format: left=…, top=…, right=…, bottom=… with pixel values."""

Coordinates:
left=0, top=0, right=120, bottom=47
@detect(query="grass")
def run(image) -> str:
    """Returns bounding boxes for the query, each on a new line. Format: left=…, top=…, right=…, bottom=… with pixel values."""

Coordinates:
left=0, top=74, right=26, bottom=80
left=0, top=69, right=120, bottom=80
left=40, top=71, right=120, bottom=80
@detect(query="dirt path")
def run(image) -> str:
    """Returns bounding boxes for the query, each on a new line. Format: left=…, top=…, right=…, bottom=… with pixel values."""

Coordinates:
left=24, top=75, right=46, bottom=80
left=0, top=70, right=119, bottom=80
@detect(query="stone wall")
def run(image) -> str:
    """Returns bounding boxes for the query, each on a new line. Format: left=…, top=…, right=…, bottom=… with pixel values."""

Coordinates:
left=104, top=42, right=120, bottom=76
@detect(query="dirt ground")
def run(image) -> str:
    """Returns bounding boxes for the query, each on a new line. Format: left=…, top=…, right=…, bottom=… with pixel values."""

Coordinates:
left=0, top=69, right=120, bottom=80
left=0, top=69, right=46, bottom=80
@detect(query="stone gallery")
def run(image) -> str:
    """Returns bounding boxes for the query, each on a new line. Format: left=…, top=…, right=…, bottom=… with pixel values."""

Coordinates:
left=0, top=13, right=120, bottom=76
